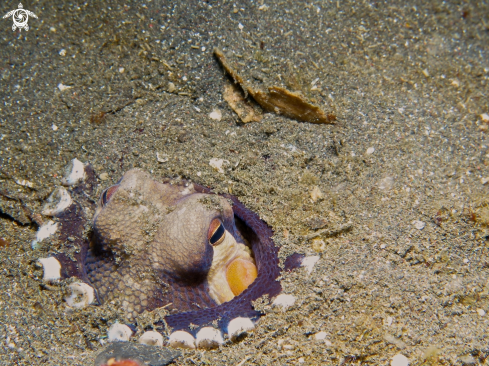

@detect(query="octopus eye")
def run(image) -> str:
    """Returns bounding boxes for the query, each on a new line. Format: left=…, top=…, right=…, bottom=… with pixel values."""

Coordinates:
left=208, top=218, right=226, bottom=246
left=101, top=184, right=119, bottom=206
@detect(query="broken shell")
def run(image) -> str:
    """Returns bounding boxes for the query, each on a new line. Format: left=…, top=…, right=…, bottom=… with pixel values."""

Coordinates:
left=301, top=255, right=320, bottom=274
left=209, top=158, right=228, bottom=174
left=108, top=323, right=132, bottom=342
left=42, top=187, right=72, bottom=216
left=314, top=331, right=332, bottom=345
left=227, top=317, right=255, bottom=341
left=209, top=109, right=222, bottom=121
left=31, top=221, right=58, bottom=249
left=139, top=331, right=163, bottom=347
left=37, top=257, right=61, bottom=281
left=65, top=282, right=95, bottom=308
left=168, top=331, right=196, bottom=349
left=391, top=354, right=409, bottom=366
left=61, top=158, right=86, bottom=186
left=272, top=294, right=296, bottom=311
left=310, top=186, right=323, bottom=202
left=195, top=327, right=224, bottom=349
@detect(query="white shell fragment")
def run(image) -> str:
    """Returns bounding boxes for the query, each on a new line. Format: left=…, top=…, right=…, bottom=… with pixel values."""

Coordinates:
left=65, top=282, right=95, bottom=309
left=481, top=113, right=489, bottom=123
left=108, top=323, right=132, bottom=342
left=227, top=317, right=255, bottom=341
left=391, top=354, right=409, bottom=366
left=57, top=83, right=72, bottom=92
left=32, top=221, right=59, bottom=249
left=38, top=257, right=61, bottom=281
left=61, top=158, right=86, bottom=186
left=310, top=186, right=323, bottom=202
left=412, top=220, right=425, bottom=230
left=209, top=158, right=228, bottom=174
left=168, top=331, right=196, bottom=349
left=42, top=187, right=73, bottom=216
left=209, top=109, right=222, bottom=121
left=272, top=294, right=296, bottom=311
left=301, top=256, right=320, bottom=274
left=15, top=179, right=34, bottom=188
left=196, top=327, right=224, bottom=349
left=156, top=152, right=169, bottom=163
left=139, top=331, right=164, bottom=347
left=314, top=331, right=327, bottom=340
left=378, top=176, right=394, bottom=190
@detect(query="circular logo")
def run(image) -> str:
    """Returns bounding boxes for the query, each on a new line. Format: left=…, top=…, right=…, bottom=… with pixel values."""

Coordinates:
left=12, top=8, right=29, bottom=30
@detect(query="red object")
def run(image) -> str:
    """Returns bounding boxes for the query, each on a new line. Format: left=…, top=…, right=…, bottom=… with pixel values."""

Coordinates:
left=102, top=359, right=141, bottom=366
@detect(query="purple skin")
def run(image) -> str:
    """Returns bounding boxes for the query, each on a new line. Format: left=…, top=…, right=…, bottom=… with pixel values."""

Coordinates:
left=52, top=167, right=302, bottom=335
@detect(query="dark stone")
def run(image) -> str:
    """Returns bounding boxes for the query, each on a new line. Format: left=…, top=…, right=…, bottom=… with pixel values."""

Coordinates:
left=94, top=342, right=181, bottom=366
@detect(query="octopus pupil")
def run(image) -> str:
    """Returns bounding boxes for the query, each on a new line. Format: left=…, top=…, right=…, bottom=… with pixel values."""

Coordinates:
left=101, top=185, right=119, bottom=206
left=102, top=190, right=109, bottom=205
left=210, top=223, right=225, bottom=245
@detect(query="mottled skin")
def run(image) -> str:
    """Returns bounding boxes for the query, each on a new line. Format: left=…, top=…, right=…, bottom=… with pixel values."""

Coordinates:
left=53, top=168, right=289, bottom=333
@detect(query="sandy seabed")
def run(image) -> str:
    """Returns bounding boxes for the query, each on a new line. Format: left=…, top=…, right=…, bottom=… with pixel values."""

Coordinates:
left=0, top=0, right=489, bottom=365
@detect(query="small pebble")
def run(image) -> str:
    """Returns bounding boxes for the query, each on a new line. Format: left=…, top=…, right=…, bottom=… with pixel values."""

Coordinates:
left=209, top=158, right=226, bottom=174
left=209, top=109, right=222, bottom=121
left=57, top=83, right=72, bottom=92
left=413, top=220, right=425, bottom=230
left=52, top=124, right=58, bottom=131
left=391, top=354, right=409, bottom=366
left=366, top=147, right=375, bottom=155
left=167, top=82, right=176, bottom=93
left=301, top=256, right=319, bottom=274
left=481, top=113, right=489, bottom=123
left=481, top=177, right=489, bottom=185
left=157, top=152, right=169, bottom=163
left=272, top=294, right=296, bottom=311
left=378, top=176, right=394, bottom=190
left=459, top=355, right=476, bottom=365
left=477, top=308, right=486, bottom=316
left=59, top=49, right=66, bottom=56
left=99, top=173, right=109, bottom=181
left=15, top=179, right=34, bottom=188
left=310, top=186, right=323, bottom=202
left=314, top=331, right=327, bottom=340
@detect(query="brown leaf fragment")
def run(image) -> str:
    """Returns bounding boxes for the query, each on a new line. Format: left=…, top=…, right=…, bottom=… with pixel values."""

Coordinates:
left=223, top=83, right=263, bottom=123
left=214, top=48, right=335, bottom=124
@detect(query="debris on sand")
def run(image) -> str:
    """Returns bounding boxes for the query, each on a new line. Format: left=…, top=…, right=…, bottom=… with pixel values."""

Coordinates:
left=223, top=82, right=263, bottom=123
left=214, top=48, right=335, bottom=124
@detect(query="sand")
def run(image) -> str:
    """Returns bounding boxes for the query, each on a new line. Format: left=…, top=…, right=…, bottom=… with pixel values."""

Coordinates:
left=0, top=0, right=488, bottom=365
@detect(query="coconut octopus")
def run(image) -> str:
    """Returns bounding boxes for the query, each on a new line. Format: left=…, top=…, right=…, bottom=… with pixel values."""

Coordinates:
left=36, top=160, right=304, bottom=349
